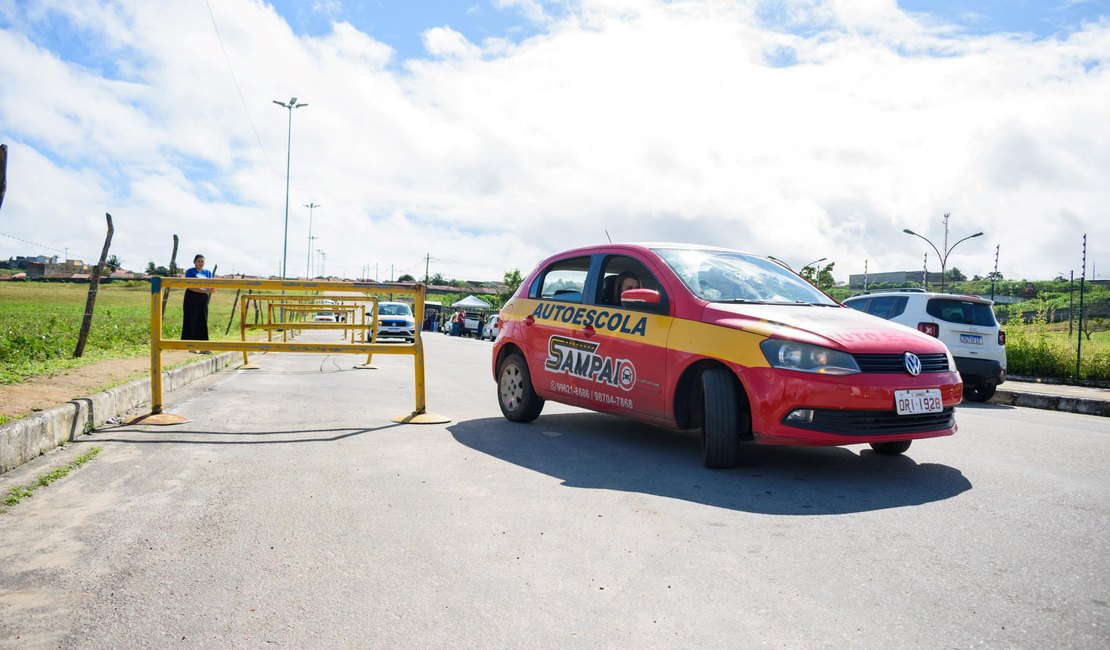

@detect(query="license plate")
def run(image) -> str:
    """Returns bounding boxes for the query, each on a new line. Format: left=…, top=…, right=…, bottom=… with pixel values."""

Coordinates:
left=960, top=334, right=983, bottom=345
left=895, top=389, right=943, bottom=415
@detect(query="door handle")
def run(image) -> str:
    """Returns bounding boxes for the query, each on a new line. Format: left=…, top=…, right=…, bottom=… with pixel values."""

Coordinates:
left=581, top=325, right=595, bottom=338
left=524, top=315, right=535, bottom=326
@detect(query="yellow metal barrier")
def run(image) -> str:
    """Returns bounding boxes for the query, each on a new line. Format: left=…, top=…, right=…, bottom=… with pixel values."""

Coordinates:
left=143, top=277, right=447, bottom=425
left=236, top=294, right=380, bottom=366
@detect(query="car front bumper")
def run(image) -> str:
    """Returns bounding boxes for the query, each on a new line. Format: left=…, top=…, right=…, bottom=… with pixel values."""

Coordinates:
left=738, top=367, right=963, bottom=446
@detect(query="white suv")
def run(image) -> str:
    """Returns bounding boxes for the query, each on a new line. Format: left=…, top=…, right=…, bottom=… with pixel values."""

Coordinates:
left=843, top=289, right=1007, bottom=402
left=368, top=302, right=416, bottom=342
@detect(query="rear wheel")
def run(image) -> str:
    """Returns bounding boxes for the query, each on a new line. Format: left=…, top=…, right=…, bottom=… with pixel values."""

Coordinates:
left=700, top=369, right=739, bottom=469
left=870, top=440, right=912, bottom=455
left=497, top=353, right=544, bottom=422
left=962, top=384, right=996, bottom=402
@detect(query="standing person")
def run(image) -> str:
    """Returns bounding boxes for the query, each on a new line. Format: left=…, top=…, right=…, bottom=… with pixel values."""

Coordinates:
left=455, top=309, right=466, bottom=337
left=182, top=254, right=215, bottom=349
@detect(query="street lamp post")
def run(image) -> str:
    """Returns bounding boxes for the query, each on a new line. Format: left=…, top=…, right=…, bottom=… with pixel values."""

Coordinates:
left=902, top=213, right=983, bottom=292
left=272, top=97, right=308, bottom=280
left=304, top=202, right=320, bottom=278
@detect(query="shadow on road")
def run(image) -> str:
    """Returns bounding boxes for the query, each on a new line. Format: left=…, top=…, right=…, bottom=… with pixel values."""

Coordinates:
left=450, top=413, right=972, bottom=515
left=82, top=423, right=403, bottom=445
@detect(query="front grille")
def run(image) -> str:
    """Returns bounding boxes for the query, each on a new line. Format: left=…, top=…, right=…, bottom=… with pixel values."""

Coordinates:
left=785, top=408, right=955, bottom=436
left=853, top=353, right=949, bottom=374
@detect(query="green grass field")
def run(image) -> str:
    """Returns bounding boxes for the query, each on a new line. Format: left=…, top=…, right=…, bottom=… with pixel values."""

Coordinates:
left=2, top=280, right=1107, bottom=386
left=0, top=281, right=259, bottom=384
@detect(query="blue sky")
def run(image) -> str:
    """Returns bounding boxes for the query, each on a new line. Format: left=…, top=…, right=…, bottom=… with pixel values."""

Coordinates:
left=1, top=1, right=1108, bottom=280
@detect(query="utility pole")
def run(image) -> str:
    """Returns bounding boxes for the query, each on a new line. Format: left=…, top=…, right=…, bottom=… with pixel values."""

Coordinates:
left=863, top=259, right=868, bottom=292
left=922, top=253, right=928, bottom=290
left=990, top=244, right=999, bottom=301
left=425, top=253, right=431, bottom=285
left=1076, top=234, right=1086, bottom=380
left=304, top=202, right=320, bottom=278
left=1068, top=270, right=1075, bottom=337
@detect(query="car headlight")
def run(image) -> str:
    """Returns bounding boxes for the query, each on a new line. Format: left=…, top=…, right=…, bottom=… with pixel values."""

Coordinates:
left=759, top=339, right=860, bottom=375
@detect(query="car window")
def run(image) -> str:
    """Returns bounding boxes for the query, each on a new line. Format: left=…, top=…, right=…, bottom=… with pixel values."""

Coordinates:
left=595, top=255, right=666, bottom=309
left=844, top=298, right=869, bottom=313
left=533, top=256, right=590, bottom=303
left=653, top=248, right=836, bottom=305
left=866, top=296, right=908, bottom=319
left=926, top=299, right=996, bottom=326
left=378, top=304, right=412, bottom=316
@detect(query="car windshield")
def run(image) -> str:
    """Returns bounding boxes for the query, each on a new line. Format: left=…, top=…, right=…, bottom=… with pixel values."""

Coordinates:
left=653, top=248, right=837, bottom=305
left=378, top=304, right=412, bottom=317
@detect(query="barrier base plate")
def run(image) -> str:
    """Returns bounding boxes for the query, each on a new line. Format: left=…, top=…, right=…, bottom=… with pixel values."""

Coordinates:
left=129, top=412, right=191, bottom=426
left=354, top=363, right=378, bottom=370
left=238, top=364, right=261, bottom=370
left=392, top=412, right=451, bottom=425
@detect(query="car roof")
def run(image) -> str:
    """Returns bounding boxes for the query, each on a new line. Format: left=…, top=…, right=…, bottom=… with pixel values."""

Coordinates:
left=846, top=290, right=994, bottom=305
left=542, top=242, right=764, bottom=260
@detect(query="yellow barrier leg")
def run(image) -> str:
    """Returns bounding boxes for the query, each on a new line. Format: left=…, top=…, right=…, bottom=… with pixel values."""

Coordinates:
left=130, top=278, right=190, bottom=425
left=239, top=293, right=259, bottom=369
left=392, top=287, right=449, bottom=424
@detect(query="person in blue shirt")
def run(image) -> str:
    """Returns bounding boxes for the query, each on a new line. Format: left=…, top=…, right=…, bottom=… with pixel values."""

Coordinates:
left=182, top=254, right=215, bottom=347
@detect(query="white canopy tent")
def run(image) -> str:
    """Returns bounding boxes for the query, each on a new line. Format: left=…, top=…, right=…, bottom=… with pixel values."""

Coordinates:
left=451, top=295, right=493, bottom=309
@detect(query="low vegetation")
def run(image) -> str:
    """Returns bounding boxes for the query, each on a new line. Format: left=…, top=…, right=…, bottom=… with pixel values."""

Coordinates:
left=2, top=446, right=102, bottom=512
left=0, top=281, right=243, bottom=384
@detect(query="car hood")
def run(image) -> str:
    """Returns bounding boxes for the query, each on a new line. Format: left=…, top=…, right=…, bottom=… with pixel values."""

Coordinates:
left=702, top=303, right=947, bottom=355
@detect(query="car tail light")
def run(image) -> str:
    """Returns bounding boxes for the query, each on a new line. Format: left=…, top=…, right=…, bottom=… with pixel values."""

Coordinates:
left=918, top=322, right=939, bottom=337
left=998, top=330, right=1006, bottom=346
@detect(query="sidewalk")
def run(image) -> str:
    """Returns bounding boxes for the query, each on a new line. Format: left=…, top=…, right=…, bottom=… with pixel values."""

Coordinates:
left=991, top=378, right=1110, bottom=417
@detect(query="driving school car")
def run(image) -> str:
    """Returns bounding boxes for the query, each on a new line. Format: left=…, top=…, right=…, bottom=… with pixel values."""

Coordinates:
left=491, top=243, right=962, bottom=468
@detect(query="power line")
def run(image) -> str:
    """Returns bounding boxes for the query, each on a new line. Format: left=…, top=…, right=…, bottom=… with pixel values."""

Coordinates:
left=203, top=0, right=281, bottom=182
left=0, top=231, right=97, bottom=260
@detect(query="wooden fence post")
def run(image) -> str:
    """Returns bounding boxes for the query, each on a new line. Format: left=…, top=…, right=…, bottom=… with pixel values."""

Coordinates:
left=74, top=213, right=115, bottom=358
left=0, top=144, right=7, bottom=213
left=160, top=234, right=179, bottom=318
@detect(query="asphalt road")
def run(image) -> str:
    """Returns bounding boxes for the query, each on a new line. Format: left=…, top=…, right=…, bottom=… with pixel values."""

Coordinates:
left=1, top=331, right=1108, bottom=648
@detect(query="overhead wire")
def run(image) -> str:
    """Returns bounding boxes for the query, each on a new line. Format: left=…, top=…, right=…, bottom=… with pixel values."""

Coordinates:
left=203, top=0, right=282, bottom=183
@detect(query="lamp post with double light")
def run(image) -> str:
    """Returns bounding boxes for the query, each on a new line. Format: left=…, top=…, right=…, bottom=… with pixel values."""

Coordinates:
left=902, top=213, right=982, bottom=292
left=272, top=97, right=308, bottom=280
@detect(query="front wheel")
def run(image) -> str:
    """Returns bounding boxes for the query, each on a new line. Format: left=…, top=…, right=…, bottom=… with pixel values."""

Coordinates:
left=962, top=384, right=996, bottom=402
left=701, top=369, right=739, bottom=469
left=497, top=353, right=544, bottom=422
left=870, top=440, right=912, bottom=455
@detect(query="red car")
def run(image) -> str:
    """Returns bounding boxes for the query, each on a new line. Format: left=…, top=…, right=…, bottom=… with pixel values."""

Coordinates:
left=492, top=243, right=962, bottom=468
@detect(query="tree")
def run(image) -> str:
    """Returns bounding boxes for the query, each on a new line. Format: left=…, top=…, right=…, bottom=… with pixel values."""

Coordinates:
left=946, top=267, right=967, bottom=282
left=431, top=272, right=445, bottom=285
left=503, top=267, right=524, bottom=294
left=800, top=262, right=836, bottom=291
left=106, top=254, right=122, bottom=272
left=146, top=261, right=171, bottom=276
left=397, top=273, right=415, bottom=282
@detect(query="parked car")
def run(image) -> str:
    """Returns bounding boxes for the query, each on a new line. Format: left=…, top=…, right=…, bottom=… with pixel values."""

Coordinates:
left=492, top=243, right=963, bottom=468
left=842, top=290, right=1006, bottom=402
left=367, top=302, right=416, bottom=342
left=312, top=312, right=337, bottom=323
left=481, top=315, right=501, bottom=341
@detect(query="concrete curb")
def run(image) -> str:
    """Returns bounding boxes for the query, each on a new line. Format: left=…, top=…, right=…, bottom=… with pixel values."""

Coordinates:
left=990, top=389, right=1110, bottom=417
left=0, top=352, right=238, bottom=474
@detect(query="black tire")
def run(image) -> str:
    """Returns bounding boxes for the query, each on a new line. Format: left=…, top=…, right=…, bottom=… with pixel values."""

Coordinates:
left=701, top=368, right=739, bottom=469
left=962, top=384, right=996, bottom=402
left=497, top=353, right=544, bottom=422
left=870, top=440, right=912, bottom=455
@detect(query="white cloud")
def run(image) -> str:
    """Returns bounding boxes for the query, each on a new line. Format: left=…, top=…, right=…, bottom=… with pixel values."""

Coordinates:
left=0, top=0, right=1107, bottom=283
left=422, top=26, right=482, bottom=59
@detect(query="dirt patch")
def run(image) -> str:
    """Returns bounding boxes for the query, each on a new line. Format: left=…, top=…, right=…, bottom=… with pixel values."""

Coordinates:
left=0, top=352, right=194, bottom=422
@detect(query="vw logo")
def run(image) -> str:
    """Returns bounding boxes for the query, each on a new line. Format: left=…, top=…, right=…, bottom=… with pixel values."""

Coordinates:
left=903, top=352, right=922, bottom=376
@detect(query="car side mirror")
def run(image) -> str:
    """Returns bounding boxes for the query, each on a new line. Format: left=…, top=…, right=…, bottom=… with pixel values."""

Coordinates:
left=620, top=288, right=666, bottom=313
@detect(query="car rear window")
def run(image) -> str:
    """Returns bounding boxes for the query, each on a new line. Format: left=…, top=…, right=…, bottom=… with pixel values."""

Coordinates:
left=534, top=256, right=590, bottom=303
left=926, top=299, right=996, bottom=326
